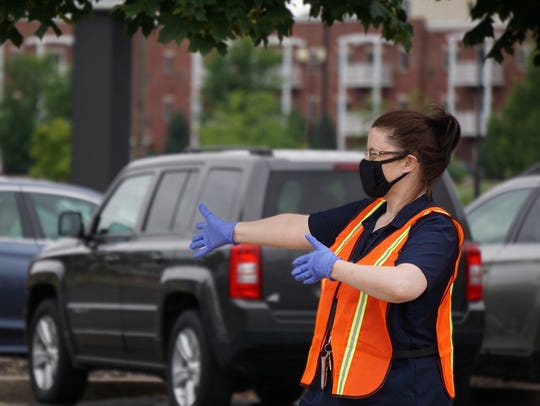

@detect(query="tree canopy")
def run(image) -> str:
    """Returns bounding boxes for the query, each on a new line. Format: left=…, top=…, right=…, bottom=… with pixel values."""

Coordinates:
left=199, top=38, right=305, bottom=148
left=0, top=54, right=71, bottom=174
left=481, top=58, right=540, bottom=179
left=1, top=0, right=538, bottom=65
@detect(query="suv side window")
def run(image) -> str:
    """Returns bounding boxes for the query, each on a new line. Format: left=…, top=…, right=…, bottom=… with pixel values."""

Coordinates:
left=145, top=170, right=199, bottom=233
left=0, top=191, right=23, bottom=238
left=467, top=188, right=531, bottom=244
left=516, top=193, right=540, bottom=243
left=196, top=169, right=242, bottom=222
left=263, top=170, right=361, bottom=216
left=97, top=174, right=152, bottom=236
left=28, top=193, right=97, bottom=239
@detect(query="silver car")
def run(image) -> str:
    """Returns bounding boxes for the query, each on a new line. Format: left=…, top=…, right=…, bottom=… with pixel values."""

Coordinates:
left=466, top=173, right=540, bottom=379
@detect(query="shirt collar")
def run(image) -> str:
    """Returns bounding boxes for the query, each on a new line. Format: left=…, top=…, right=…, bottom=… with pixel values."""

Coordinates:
left=390, top=194, right=434, bottom=228
left=362, top=194, right=433, bottom=230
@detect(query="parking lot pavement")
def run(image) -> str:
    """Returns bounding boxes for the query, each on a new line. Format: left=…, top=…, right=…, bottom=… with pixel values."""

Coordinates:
left=0, top=375, right=267, bottom=406
left=0, top=374, right=168, bottom=405
left=0, top=357, right=270, bottom=406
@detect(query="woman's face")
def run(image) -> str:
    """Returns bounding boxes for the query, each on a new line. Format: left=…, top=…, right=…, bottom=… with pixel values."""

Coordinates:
left=365, top=127, right=423, bottom=195
left=366, top=127, right=407, bottom=180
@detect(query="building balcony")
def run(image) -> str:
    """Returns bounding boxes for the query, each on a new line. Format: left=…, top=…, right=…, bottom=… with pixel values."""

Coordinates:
left=455, top=110, right=486, bottom=137
left=341, top=63, right=393, bottom=88
left=452, top=61, right=504, bottom=87
left=342, top=112, right=374, bottom=136
left=274, top=66, right=303, bottom=88
left=290, top=66, right=303, bottom=88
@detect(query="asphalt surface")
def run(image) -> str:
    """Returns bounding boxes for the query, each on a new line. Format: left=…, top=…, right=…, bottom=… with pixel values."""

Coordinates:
left=4, top=356, right=540, bottom=405
left=0, top=356, right=264, bottom=406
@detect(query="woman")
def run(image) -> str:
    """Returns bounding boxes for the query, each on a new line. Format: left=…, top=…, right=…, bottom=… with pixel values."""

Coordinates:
left=190, top=105, right=463, bottom=405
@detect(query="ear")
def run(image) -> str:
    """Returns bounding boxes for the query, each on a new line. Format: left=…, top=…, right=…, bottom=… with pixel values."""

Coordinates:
left=403, top=154, right=418, bottom=172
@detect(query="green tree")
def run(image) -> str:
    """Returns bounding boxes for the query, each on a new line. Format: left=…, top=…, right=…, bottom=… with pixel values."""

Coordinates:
left=202, top=38, right=281, bottom=116
left=482, top=60, right=540, bottom=179
left=200, top=91, right=304, bottom=148
left=29, top=118, right=71, bottom=182
left=0, top=1, right=538, bottom=65
left=200, top=39, right=304, bottom=148
left=0, top=54, right=70, bottom=174
left=311, top=114, right=337, bottom=149
left=164, top=112, right=190, bottom=153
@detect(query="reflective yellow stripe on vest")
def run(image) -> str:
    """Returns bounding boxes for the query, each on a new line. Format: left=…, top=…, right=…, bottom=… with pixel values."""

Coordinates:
left=333, top=200, right=385, bottom=255
left=335, top=225, right=412, bottom=395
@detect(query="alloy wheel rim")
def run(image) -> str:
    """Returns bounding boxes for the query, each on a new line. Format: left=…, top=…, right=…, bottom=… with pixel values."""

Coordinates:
left=31, top=315, right=59, bottom=391
left=171, top=327, right=202, bottom=406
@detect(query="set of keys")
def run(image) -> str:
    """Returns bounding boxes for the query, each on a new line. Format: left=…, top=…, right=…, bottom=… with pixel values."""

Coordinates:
left=320, top=342, right=333, bottom=389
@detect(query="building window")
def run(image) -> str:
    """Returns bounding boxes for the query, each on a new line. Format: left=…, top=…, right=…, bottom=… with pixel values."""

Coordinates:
left=399, top=49, right=409, bottom=72
left=443, top=47, right=449, bottom=70
left=440, top=95, right=450, bottom=110
left=47, top=48, right=67, bottom=73
left=163, top=49, right=176, bottom=74
left=397, top=93, right=408, bottom=109
left=366, top=47, right=374, bottom=63
left=517, top=46, right=530, bottom=71
left=308, top=95, right=319, bottom=125
left=163, top=95, right=175, bottom=122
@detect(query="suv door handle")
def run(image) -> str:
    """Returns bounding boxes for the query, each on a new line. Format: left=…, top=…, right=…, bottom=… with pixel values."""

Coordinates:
left=151, top=252, right=167, bottom=263
left=104, top=254, right=121, bottom=264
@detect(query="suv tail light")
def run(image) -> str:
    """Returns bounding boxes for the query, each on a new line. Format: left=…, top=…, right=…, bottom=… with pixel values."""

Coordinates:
left=229, top=244, right=261, bottom=300
left=464, top=242, right=483, bottom=302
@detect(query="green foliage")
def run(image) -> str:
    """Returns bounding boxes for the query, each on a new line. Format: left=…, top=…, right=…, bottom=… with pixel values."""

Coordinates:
left=1, top=1, right=538, bottom=64
left=401, top=90, right=434, bottom=111
left=200, top=91, right=304, bottom=148
left=0, top=0, right=93, bottom=46
left=447, top=157, right=470, bottom=184
left=1, top=1, right=409, bottom=57
left=462, top=0, right=540, bottom=66
left=481, top=59, right=540, bottom=179
left=200, top=39, right=304, bottom=148
left=202, top=38, right=281, bottom=116
left=0, top=54, right=71, bottom=174
left=164, top=112, right=190, bottom=153
left=311, top=114, right=337, bottom=149
left=29, top=118, right=71, bottom=182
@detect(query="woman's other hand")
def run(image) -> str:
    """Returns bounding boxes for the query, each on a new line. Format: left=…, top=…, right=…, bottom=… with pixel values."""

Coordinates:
left=291, top=234, right=341, bottom=284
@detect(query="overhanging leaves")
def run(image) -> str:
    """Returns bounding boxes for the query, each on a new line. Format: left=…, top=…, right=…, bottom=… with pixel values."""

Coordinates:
left=0, top=0, right=537, bottom=64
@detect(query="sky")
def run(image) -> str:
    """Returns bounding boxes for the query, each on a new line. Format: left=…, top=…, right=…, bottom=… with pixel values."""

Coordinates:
left=289, top=0, right=311, bottom=17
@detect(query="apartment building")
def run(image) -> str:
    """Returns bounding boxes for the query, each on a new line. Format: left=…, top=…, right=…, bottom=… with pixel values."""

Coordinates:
left=1, top=3, right=528, bottom=167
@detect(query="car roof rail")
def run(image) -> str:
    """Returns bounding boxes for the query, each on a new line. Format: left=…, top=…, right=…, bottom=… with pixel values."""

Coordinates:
left=519, top=162, right=540, bottom=176
left=183, top=146, right=273, bottom=156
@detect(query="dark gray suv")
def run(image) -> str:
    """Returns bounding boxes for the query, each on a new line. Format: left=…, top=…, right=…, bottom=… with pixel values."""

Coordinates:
left=24, top=149, right=484, bottom=405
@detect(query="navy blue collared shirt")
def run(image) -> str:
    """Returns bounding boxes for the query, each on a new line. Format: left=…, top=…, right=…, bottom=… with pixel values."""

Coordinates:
left=304, top=194, right=459, bottom=405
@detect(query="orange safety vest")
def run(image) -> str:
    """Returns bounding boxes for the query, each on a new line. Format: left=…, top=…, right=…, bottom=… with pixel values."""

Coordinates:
left=300, top=198, right=464, bottom=398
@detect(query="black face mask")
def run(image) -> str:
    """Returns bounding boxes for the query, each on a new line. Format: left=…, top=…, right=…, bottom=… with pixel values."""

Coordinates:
left=359, top=154, right=409, bottom=198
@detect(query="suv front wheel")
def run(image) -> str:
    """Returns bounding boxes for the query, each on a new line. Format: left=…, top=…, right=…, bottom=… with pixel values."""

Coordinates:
left=29, top=299, right=88, bottom=404
left=167, top=310, right=231, bottom=406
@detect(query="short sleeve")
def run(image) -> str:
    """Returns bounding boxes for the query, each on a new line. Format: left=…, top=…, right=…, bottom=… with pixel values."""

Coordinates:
left=395, top=213, right=460, bottom=290
left=308, top=200, right=371, bottom=247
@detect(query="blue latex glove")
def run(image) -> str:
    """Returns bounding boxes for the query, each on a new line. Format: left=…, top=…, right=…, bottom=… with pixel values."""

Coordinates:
left=190, top=204, right=237, bottom=258
left=291, top=234, right=341, bottom=284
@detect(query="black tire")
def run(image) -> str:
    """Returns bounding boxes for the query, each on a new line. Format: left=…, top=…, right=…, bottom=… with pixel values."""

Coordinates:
left=167, top=310, right=231, bottom=406
left=28, top=299, right=88, bottom=405
left=254, top=377, right=305, bottom=405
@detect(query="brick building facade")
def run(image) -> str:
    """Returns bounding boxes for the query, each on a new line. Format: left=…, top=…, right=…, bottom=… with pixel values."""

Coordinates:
left=1, top=16, right=528, bottom=167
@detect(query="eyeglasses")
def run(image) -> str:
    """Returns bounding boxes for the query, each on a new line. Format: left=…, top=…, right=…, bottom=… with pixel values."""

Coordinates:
left=366, top=149, right=408, bottom=161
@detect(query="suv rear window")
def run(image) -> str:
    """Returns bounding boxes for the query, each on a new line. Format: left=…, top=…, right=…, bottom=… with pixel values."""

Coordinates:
left=263, top=170, right=362, bottom=216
